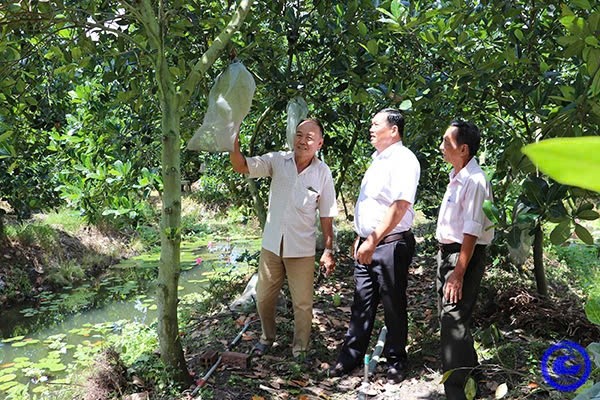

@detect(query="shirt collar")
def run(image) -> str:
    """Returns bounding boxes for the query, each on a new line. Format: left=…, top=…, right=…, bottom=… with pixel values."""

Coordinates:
left=372, top=140, right=403, bottom=160
left=286, top=151, right=322, bottom=168
left=449, top=157, right=479, bottom=183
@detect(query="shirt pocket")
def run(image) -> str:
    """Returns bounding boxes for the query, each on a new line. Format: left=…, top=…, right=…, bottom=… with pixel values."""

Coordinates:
left=294, top=186, right=320, bottom=214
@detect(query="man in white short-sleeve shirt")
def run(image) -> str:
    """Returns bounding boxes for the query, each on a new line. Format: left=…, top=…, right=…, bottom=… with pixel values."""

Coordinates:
left=229, top=118, right=337, bottom=358
left=331, top=108, right=420, bottom=383
left=436, top=120, right=494, bottom=400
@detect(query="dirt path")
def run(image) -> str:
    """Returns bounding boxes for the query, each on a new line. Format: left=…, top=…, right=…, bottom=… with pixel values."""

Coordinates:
left=183, top=234, right=598, bottom=400
left=185, top=247, right=454, bottom=400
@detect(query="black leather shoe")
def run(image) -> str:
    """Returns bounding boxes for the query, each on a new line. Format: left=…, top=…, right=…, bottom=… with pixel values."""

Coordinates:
left=329, top=362, right=352, bottom=378
left=387, top=365, right=406, bottom=383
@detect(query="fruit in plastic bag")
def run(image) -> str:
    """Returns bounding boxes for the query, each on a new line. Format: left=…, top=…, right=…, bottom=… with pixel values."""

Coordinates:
left=187, top=61, right=256, bottom=152
left=286, top=96, right=309, bottom=149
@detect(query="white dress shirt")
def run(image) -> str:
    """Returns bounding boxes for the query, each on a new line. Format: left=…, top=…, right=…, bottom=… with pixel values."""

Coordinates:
left=436, top=157, right=494, bottom=245
left=354, top=141, right=420, bottom=238
left=246, top=151, right=338, bottom=257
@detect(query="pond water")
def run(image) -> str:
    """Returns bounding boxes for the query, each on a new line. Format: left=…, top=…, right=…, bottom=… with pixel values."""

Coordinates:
left=0, top=237, right=260, bottom=396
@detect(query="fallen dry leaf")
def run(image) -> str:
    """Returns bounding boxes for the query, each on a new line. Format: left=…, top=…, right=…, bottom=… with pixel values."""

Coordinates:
left=495, top=382, right=508, bottom=399
left=290, top=379, right=309, bottom=387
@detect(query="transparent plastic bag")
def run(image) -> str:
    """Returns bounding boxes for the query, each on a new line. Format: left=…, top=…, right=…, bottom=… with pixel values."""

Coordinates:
left=187, top=61, right=256, bottom=153
left=286, top=96, right=308, bottom=149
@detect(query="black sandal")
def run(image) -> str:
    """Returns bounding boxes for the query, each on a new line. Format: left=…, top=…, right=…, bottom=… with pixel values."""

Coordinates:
left=251, top=341, right=271, bottom=356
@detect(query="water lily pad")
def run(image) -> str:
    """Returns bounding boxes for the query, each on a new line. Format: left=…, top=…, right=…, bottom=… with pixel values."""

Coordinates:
left=0, top=374, right=16, bottom=383
left=47, top=364, right=67, bottom=372
left=0, top=367, right=17, bottom=375
left=2, top=336, right=25, bottom=343
left=32, top=385, right=49, bottom=393
left=0, top=380, right=19, bottom=391
left=11, top=339, right=40, bottom=347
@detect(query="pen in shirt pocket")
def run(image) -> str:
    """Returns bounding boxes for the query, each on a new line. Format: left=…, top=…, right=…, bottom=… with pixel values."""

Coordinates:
left=307, top=186, right=318, bottom=194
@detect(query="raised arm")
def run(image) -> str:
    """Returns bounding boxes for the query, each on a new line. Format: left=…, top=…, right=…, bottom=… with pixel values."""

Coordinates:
left=229, top=132, right=249, bottom=174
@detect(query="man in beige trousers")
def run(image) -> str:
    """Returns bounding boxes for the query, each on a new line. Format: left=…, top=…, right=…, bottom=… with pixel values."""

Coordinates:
left=229, top=118, right=337, bottom=359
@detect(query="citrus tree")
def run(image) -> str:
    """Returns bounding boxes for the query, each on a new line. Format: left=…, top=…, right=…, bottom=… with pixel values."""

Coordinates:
left=0, top=0, right=254, bottom=382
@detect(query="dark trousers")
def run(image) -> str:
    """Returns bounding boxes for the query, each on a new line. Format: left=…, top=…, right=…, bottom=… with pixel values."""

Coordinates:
left=437, top=244, right=486, bottom=400
left=336, top=232, right=415, bottom=370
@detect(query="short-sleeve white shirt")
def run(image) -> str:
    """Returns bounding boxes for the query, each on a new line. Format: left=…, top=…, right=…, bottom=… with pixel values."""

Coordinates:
left=354, top=141, right=420, bottom=238
left=436, top=157, right=494, bottom=245
left=246, top=151, right=338, bottom=257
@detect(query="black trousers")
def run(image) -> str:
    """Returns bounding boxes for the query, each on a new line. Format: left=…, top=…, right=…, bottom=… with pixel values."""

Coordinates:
left=336, top=232, right=415, bottom=370
left=437, top=244, right=486, bottom=400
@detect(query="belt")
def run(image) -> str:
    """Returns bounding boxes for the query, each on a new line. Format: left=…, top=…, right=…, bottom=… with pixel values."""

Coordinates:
left=438, top=242, right=486, bottom=253
left=438, top=242, right=462, bottom=253
left=359, top=230, right=412, bottom=247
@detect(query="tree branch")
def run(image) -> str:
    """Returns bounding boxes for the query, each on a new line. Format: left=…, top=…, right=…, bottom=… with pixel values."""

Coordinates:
left=178, top=0, right=254, bottom=107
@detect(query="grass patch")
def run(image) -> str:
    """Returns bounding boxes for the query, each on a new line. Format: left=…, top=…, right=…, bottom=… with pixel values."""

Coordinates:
left=39, top=209, right=84, bottom=233
left=552, top=243, right=600, bottom=296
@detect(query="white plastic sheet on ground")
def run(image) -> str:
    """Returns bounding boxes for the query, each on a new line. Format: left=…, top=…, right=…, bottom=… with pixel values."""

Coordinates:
left=286, top=96, right=309, bottom=149
left=187, top=61, right=256, bottom=153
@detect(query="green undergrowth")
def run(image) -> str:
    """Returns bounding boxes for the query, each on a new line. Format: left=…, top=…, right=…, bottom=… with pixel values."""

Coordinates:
left=3, top=206, right=597, bottom=400
left=552, top=243, right=600, bottom=296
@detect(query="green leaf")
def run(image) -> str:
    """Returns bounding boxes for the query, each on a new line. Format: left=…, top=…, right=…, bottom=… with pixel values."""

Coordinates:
left=465, top=377, right=477, bottom=400
left=573, top=382, right=600, bottom=400
left=572, top=0, right=591, bottom=9
left=0, top=380, right=18, bottom=391
left=0, top=374, right=16, bottom=383
left=574, top=223, right=594, bottom=244
left=586, top=48, right=600, bottom=77
left=366, top=39, right=378, bottom=55
left=585, top=36, right=599, bottom=47
left=483, top=200, right=499, bottom=225
left=590, top=69, right=600, bottom=97
left=587, top=343, right=600, bottom=368
left=585, top=295, right=600, bottom=325
left=2, top=336, right=25, bottom=343
left=391, top=0, right=401, bottom=18
left=522, top=176, right=547, bottom=207
left=577, top=209, right=600, bottom=220
left=440, top=369, right=454, bottom=384
left=550, top=221, right=571, bottom=245
left=334, top=4, right=343, bottom=17
left=514, top=29, right=524, bottom=42
left=32, top=385, right=49, bottom=393
left=358, top=22, right=368, bottom=36
left=522, top=137, right=600, bottom=193
left=399, top=99, right=412, bottom=111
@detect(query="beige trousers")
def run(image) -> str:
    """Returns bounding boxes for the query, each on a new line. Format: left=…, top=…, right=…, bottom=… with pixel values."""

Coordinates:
left=256, top=247, right=315, bottom=357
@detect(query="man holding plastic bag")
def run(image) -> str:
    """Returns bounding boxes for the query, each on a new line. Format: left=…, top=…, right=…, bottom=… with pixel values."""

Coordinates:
left=229, top=118, right=337, bottom=359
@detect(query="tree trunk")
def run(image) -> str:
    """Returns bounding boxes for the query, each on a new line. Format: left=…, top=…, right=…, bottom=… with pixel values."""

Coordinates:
left=134, top=0, right=253, bottom=384
left=156, top=99, right=191, bottom=384
left=246, top=178, right=267, bottom=228
left=0, top=211, right=6, bottom=244
left=532, top=222, right=548, bottom=296
left=334, top=124, right=360, bottom=198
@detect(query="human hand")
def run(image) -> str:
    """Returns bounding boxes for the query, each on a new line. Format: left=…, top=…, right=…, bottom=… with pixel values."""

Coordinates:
left=232, top=130, right=241, bottom=152
left=443, top=271, right=464, bottom=303
left=320, top=251, right=336, bottom=277
left=356, top=240, right=376, bottom=265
